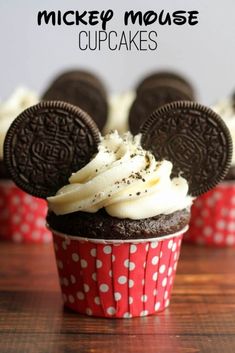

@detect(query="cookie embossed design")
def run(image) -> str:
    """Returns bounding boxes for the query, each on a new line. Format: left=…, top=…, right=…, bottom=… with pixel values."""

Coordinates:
left=165, top=134, right=205, bottom=168
left=141, top=101, right=232, bottom=196
left=4, top=101, right=100, bottom=198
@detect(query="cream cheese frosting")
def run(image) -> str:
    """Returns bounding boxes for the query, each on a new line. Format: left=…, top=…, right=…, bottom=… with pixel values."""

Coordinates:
left=212, top=98, right=235, bottom=166
left=0, top=87, right=38, bottom=159
left=48, top=131, right=193, bottom=219
left=103, top=91, right=135, bottom=133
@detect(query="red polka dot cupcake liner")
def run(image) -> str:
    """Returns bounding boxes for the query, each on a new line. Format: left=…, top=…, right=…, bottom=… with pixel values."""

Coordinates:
left=51, top=227, right=187, bottom=318
left=184, top=182, right=235, bottom=247
left=0, top=181, right=52, bottom=243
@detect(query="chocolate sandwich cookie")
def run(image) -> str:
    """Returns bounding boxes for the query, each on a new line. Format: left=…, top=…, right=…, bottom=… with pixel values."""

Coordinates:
left=129, top=85, right=192, bottom=134
left=141, top=101, right=232, bottom=196
left=4, top=101, right=100, bottom=198
left=136, top=71, right=195, bottom=99
left=44, top=70, right=107, bottom=99
left=47, top=208, right=190, bottom=240
left=42, top=70, right=108, bottom=130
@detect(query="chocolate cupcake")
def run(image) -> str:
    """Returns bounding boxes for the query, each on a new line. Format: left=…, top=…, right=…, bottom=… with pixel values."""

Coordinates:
left=4, top=101, right=231, bottom=317
left=46, top=130, right=193, bottom=318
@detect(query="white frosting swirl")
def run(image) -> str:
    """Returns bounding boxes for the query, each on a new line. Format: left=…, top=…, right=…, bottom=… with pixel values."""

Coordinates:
left=212, top=98, right=235, bottom=166
left=48, top=131, right=192, bottom=219
left=103, top=91, right=135, bottom=133
left=0, top=87, right=38, bottom=159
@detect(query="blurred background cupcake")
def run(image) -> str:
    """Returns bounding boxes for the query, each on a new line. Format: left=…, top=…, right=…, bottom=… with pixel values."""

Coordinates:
left=105, top=70, right=196, bottom=135
left=0, top=87, right=51, bottom=243
left=184, top=93, right=235, bottom=247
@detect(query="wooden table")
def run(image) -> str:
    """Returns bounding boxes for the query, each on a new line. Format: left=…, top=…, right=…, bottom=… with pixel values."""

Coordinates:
left=0, top=242, right=235, bottom=353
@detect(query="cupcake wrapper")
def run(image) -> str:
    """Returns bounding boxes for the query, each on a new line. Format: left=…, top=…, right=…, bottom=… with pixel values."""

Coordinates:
left=52, top=228, right=186, bottom=318
left=0, top=181, right=51, bottom=243
left=185, top=182, right=235, bottom=247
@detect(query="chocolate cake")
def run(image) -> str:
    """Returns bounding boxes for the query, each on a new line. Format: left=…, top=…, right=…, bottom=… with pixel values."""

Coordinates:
left=47, top=208, right=190, bottom=240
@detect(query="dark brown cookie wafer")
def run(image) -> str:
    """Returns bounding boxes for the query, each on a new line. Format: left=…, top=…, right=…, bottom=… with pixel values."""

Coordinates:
left=129, top=85, right=192, bottom=134
left=44, top=70, right=107, bottom=99
left=140, top=101, right=232, bottom=196
left=136, top=71, right=195, bottom=99
left=4, top=101, right=100, bottom=198
left=144, top=78, right=194, bottom=100
left=42, top=70, right=108, bottom=130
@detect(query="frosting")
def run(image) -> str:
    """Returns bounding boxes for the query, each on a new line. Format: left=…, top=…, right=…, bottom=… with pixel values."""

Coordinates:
left=0, top=87, right=38, bottom=159
left=103, top=91, right=135, bottom=133
left=212, top=98, right=235, bottom=166
left=48, top=131, right=192, bottom=219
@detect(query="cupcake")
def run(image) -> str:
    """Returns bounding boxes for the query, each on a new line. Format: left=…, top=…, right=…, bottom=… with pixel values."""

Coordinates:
left=184, top=96, right=235, bottom=246
left=0, top=87, right=51, bottom=243
left=105, top=70, right=196, bottom=136
left=3, top=100, right=231, bottom=317
left=47, top=130, right=192, bottom=318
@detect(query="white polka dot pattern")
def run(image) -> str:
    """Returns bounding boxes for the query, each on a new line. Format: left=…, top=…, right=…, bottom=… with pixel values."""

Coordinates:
left=185, top=183, right=235, bottom=247
left=0, top=182, right=51, bottom=243
left=53, top=230, right=184, bottom=318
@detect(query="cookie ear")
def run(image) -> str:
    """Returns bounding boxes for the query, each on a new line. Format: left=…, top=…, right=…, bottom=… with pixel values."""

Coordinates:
left=136, top=71, right=195, bottom=98
left=4, top=101, right=100, bottom=199
left=42, top=70, right=108, bottom=131
left=140, top=101, right=232, bottom=196
left=129, top=73, right=194, bottom=135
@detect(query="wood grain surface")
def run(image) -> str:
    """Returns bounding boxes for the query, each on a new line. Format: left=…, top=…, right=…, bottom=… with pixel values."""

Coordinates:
left=0, top=242, right=235, bottom=353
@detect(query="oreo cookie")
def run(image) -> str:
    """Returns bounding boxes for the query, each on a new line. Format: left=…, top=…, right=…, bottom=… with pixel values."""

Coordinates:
left=4, top=101, right=100, bottom=199
left=129, top=85, right=192, bottom=134
left=136, top=71, right=195, bottom=99
left=140, top=101, right=232, bottom=196
left=42, top=70, right=108, bottom=130
left=129, top=71, right=195, bottom=134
